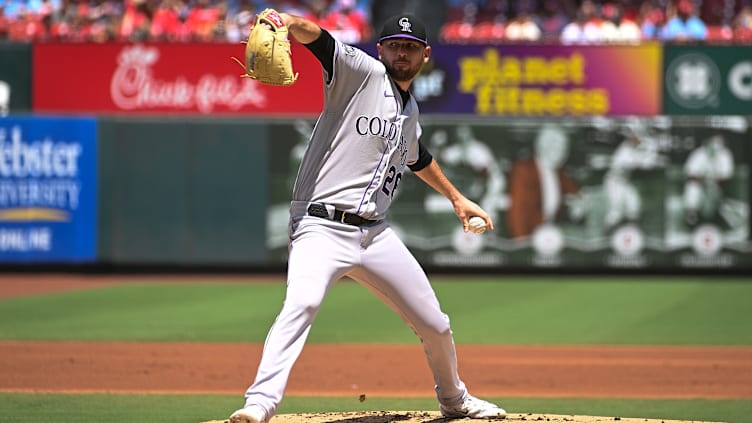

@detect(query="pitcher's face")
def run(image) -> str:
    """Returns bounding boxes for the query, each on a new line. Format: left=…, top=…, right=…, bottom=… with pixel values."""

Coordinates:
left=378, top=39, right=430, bottom=83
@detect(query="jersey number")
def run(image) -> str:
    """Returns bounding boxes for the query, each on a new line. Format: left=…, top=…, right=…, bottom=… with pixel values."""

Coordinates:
left=381, top=165, right=403, bottom=198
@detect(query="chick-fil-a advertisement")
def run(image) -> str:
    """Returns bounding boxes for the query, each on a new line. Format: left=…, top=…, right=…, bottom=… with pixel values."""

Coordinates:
left=33, top=43, right=324, bottom=116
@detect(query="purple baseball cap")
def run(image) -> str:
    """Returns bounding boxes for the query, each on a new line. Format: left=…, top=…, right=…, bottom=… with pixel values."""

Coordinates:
left=378, top=14, right=428, bottom=46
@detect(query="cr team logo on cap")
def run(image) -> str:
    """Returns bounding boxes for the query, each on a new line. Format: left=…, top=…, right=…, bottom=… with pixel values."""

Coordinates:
left=399, top=17, right=412, bottom=33
left=378, top=13, right=427, bottom=45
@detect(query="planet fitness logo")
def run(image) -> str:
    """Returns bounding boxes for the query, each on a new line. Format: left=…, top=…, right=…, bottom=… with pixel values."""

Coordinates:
left=665, top=53, right=721, bottom=109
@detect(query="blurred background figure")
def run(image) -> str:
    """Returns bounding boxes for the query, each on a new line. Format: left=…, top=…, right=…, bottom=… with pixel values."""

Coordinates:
left=0, top=5, right=8, bottom=39
left=120, top=0, right=152, bottom=42
left=504, top=5, right=542, bottom=41
left=599, top=1, right=642, bottom=43
left=439, top=0, right=480, bottom=43
left=538, top=0, right=571, bottom=41
left=732, top=3, right=752, bottom=41
left=560, top=0, right=604, bottom=44
left=683, top=134, right=735, bottom=228
left=660, top=0, right=708, bottom=41
left=424, top=125, right=507, bottom=225
left=183, top=0, right=222, bottom=41
left=507, top=124, right=583, bottom=239
left=6, top=2, right=50, bottom=41
left=636, top=0, right=666, bottom=39
left=319, top=0, right=371, bottom=44
left=369, top=0, right=403, bottom=39
left=302, top=0, right=328, bottom=25
left=150, top=0, right=186, bottom=41
left=447, top=125, right=505, bottom=223
left=603, top=119, right=665, bottom=231
left=225, top=0, right=254, bottom=42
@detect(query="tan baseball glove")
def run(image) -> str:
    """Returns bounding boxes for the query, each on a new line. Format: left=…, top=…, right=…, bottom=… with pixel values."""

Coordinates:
left=231, top=8, right=298, bottom=86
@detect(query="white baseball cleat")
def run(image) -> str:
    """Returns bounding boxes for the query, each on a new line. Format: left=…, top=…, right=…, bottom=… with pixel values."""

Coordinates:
left=440, top=394, right=507, bottom=419
left=229, top=404, right=267, bottom=423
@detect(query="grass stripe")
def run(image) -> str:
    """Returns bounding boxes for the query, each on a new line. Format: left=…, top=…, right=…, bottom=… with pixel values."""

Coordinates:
left=0, top=278, right=750, bottom=344
left=0, top=393, right=749, bottom=423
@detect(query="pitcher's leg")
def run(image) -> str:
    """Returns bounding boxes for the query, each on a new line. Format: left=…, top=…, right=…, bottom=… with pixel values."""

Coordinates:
left=241, top=228, right=350, bottom=418
left=354, top=227, right=466, bottom=405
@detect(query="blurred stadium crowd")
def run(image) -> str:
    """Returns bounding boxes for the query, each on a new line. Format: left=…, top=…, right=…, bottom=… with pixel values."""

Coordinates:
left=0, top=0, right=750, bottom=43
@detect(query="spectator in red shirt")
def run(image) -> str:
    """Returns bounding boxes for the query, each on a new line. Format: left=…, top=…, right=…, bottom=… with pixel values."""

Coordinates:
left=320, top=0, right=371, bottom=43
left=0, top=6, right=10, bottom=39
left=303, top=0, right=329, bottom=26
left=183, top=0, right=222, bottom=41
left=733, top=4, right=752, bottom=41
left=8, top=6, right=48, bottom=41
left=151, top=0, right=185, bottom=41
left=120, top=0, right=152, bottom=41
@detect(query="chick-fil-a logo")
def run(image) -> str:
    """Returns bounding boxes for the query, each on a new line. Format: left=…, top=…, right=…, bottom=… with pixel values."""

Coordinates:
left=110, top=45, right=267, bottom=113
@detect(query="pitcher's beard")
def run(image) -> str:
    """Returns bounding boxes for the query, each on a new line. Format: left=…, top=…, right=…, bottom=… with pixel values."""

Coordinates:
left=384, top=62, right=421, bottom=83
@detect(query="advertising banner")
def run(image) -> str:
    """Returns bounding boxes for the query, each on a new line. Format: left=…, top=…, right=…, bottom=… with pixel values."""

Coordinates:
left=33, top=43, right=324, bottom=115
left=663, top=45, right=752, bottom=115
left=0, top=43, right=32, bottom=114
left=266, top=116, right=751, bottom=270
left=357, top=43, right=662, bottom=117
left=0, top=117, right=98, bottom=263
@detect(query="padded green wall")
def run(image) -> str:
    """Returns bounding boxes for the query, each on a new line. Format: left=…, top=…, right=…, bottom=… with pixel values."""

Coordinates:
left=98, top=117, right=268, bottom=265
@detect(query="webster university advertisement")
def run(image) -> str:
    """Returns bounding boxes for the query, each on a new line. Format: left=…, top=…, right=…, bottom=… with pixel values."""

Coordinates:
left=0, top=117, right=97, bottom=263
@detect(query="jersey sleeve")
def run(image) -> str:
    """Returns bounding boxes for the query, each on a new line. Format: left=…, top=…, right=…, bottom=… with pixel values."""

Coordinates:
left=303, top=29, right=335, bottom=83
left=408, top=141, right=433, bottom=172
left=324, top=39, right=381, bottom=109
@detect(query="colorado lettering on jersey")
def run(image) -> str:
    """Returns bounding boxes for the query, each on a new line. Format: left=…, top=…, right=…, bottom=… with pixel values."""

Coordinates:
left=397, top=134, right=408, bottom=167
left=355, top=116, right=399, bottom=142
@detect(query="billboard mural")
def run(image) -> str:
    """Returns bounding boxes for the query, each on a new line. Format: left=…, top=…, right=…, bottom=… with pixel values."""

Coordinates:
left=266, top=116, right=751, bottom=270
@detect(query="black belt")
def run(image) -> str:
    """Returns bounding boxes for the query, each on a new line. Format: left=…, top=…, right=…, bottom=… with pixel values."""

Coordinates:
left=307, top=203, right=379, bottom=227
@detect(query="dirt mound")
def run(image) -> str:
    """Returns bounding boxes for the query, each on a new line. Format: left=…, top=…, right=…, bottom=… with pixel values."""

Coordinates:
left=201, top=411, right=725, bottom=423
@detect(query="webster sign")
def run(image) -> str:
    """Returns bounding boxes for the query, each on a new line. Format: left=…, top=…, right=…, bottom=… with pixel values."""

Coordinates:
left=33, top=43, right=324, bottom=115
left=0, top=117, right=97, bottom=263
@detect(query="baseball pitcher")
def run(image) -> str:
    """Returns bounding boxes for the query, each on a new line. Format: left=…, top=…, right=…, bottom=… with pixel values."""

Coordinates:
left=230, top=10, right=505, bottom=423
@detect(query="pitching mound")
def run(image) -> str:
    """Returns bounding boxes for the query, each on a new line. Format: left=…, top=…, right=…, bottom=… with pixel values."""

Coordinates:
left=201, top=411, right=723, bottom=423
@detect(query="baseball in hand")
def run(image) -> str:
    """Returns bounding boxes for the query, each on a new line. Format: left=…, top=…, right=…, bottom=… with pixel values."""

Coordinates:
left=468, top=216, right=487, bottom=234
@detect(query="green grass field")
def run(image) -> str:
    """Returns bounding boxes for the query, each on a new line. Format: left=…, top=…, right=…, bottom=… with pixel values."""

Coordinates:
left=1, top=275, right=751, bottom=423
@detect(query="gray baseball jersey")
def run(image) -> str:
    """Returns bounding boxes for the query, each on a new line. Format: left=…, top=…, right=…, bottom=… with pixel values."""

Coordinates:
left=235, top=22, right=500, bottom=422
left=292, top=40, right=421, bottom=220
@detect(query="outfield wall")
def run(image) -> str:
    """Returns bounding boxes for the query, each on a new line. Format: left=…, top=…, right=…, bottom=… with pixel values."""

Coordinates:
left=0, top=42, right=750, bottom=272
